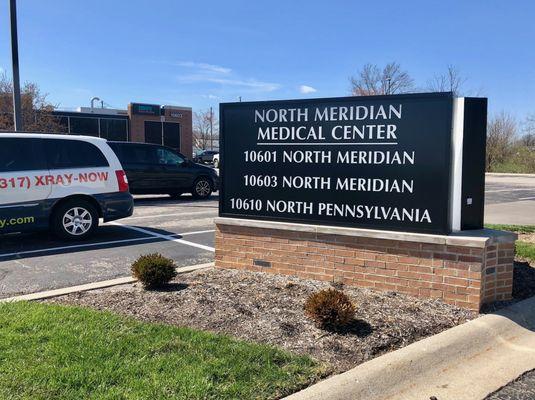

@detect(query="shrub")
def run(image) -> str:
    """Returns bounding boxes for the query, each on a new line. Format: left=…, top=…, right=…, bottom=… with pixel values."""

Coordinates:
left=304, top=288, right=355, bottom=330
left=131, top=253, right=177, bottom=289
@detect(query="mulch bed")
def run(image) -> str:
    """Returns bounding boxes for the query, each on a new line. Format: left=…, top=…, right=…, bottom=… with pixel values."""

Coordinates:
left=47, top=268, right=475, bottom=374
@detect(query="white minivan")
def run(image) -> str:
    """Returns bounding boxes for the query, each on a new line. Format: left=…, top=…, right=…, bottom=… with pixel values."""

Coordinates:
left=0, top=133, right=134, bottom=240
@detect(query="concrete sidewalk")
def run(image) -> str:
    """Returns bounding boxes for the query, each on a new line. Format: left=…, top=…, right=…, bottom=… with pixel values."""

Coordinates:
left=285, top=296, right=535, bottom=400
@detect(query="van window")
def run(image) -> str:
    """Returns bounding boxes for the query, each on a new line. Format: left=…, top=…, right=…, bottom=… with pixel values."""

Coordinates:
left=44, top=139, right=109, bottom=169
left=117, top=144, right=157, bottom=164
left=0, top=138, right=47, bottom=172
left=156, top=147, right=184, bottom=166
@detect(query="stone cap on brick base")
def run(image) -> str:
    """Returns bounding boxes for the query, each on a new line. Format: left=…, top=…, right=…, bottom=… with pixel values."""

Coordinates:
left=214, top=217, right=517, bottom=248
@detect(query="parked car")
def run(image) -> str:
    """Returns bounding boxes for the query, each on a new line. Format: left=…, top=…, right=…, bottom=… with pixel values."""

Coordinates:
left=0, top=133, right=133, bottom=240
left=108, top=142, right=219, bottom=199
left=213, top=153, right=220, bottom=168
left=193, top=150, right=219, bottom=164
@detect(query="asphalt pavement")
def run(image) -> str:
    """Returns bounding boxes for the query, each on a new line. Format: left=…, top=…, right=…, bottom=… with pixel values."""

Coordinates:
left=0, top=173, right=533, bottom=299
left=486, top=370, right=535, bottom=400
left=485, top=174, right=535, bottom=225
left=0, top=194, right=218, bottom=299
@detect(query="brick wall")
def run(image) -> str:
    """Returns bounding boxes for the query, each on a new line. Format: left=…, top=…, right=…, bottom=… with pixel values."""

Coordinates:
left=215, top=220, right=516, bottom=311
left=127, top=104, right=193, bottom=157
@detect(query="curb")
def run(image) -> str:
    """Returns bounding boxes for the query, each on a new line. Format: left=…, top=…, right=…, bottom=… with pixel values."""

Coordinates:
left=284, top=296, right=535, bottom=400
left=0, top=262, right=214, bottom=303
left=486, top=172, right=535, bottom=178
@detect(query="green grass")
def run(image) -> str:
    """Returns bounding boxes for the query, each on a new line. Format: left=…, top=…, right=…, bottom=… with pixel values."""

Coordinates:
left=516, top=241, right=535, bottom=261
left=489, top=162, right=535, bottom=174
left=485, top=224, right=535, bottom=262
left=485, top=224, right=535, bottom=234
left=0, top=302, right=325, bottom=400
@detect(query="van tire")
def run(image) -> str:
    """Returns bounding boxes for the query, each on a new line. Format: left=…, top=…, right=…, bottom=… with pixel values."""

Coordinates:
left=213, top=159, right=219, bottom=168
left=51, top=199, right=99, bottom=240
left=192, top=177, right=213, bottom=199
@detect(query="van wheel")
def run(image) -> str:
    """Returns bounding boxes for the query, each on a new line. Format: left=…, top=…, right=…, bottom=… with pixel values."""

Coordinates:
left=192, top=177, right=212, bottom=199
left=52, top=200, right=99, bottom=240
left=213, top=159, right=219, bottom=168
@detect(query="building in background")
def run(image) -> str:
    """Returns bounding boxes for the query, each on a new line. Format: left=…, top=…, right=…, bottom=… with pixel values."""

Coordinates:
left=52, top=102, right=193, bottom=156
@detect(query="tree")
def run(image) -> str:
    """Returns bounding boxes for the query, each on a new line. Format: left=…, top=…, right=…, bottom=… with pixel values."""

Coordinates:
left=486, top=112, right=517, bottom=171
left=427, top=65, right=466, bottom=96
left=521, top=114, right=535, bottom=147
left=0, top=72, right=65, bottom=133
left=193, top=108, right=218, bottom=150
left=350, top=62, right=414, bottom=96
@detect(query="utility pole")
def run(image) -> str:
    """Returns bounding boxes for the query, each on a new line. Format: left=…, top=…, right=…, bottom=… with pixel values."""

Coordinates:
left=209, top=106, right=213, bottom=150
left=10, top=0, right=23, bottom=131
left=385, top=77, right=392, bottom=95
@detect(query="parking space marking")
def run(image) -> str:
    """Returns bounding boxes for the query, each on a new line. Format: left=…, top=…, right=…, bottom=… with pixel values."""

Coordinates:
left=179, top=229, right=216, bottom=236
left=0, top=229, right=215, bottom=259
left=123, top=210, right=217, bottom=221
left=110, top=222, right=215, bottom=252
left=519, top=196, right=535, bottom=201
left=0, top=236, right=161, bottom=259
left=485, top=188, right=535, bottom=193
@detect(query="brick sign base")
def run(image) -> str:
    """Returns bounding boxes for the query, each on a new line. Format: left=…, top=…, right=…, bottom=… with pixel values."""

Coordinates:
left=215, top=218, right=517, bottom=311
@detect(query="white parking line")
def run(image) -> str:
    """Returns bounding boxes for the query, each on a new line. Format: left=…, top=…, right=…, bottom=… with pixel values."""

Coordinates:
left=123, top=210, right=217, bottom=221
left=485, top=188, right=535, bottom=193
left=0, top=236, right=159, bottom=259
left=179, top=229, right=216, bottom=236
left=518, top=196, right=535, bottom=201
left=0, top=229, right=216, bottom=259
left=109, top=222, right=215, bottom=252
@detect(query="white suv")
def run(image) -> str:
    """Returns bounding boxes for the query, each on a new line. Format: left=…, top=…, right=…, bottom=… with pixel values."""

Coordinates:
left=0, top=133, right=133, bottom=240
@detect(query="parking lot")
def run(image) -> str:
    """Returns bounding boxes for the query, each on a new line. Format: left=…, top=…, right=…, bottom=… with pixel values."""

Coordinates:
left=0, top=195, right=218, bottom=299
left=485, top=173, right=535, bottom=225
left=0, top=173, right=533, bottom=299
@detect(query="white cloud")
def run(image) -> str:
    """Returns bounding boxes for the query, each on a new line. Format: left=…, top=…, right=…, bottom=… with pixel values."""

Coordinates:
left=178, top=74, right=280, bottom=92
left=299, top=85, right=317, bottom=94
left=175, top=61, right=231, bottom=74
left=171, top=60, right=281, bottom=93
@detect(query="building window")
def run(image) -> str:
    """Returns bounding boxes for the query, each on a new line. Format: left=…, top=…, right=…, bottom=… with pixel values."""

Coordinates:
left=163, top=122, right=180, bottom=149
left=100, top=118, right=128, bottom=141
left=69, top=117, right=99, bottom=136
left=144, top=121, right=163, bottom=145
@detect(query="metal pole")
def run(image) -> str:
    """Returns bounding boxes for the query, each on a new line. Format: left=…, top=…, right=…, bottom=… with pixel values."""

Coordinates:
left=10, top=0, right=23, bottom=131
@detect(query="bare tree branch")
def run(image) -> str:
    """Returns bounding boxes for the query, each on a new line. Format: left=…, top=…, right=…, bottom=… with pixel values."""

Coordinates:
left=0, top=72, right=65, bottom=133
left=427, top=65, right=466, bottom=96
left=486, top=112, right=517, bottom=170
left=193, top=108, right=218, bottom=151
left=350, top=62, right=414, bottom=96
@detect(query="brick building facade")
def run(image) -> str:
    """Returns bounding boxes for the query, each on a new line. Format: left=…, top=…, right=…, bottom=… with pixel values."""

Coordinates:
left=52, top=102, right=193, bottom=157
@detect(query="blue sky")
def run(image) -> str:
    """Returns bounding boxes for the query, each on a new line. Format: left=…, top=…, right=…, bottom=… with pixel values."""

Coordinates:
left=0, top=0, right=534, bottom=120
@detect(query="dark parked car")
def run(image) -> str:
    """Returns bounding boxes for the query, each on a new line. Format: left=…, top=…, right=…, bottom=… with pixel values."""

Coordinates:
left=193, top=150, right=219, bottom=164
left=108, top=142, right=219, bottom=199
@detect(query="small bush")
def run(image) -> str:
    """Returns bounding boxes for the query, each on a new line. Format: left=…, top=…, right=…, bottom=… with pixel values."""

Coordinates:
left=304, top=288, right=355, bottom=330
left=131, top=253, right=177, bottom=289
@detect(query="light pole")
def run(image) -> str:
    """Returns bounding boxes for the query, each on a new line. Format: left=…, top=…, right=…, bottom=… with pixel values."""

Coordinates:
left=9, top=0, right=23, bottom=131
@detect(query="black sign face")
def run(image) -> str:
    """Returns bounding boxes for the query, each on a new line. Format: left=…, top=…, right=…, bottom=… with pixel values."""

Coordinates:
left=219, top=93, right=454, bottom=234
left=132, top=103, right=161, bottom=116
